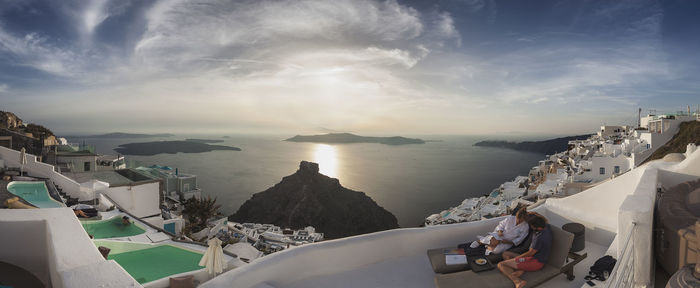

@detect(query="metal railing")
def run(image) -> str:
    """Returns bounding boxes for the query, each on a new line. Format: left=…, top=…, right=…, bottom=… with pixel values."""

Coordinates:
left=603, top=222, right=637, bottom=288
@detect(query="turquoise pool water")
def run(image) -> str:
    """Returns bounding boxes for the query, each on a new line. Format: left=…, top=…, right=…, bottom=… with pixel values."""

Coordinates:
left=7, top=181, right=64, bottom=208
left=93, top=241, right=204, bottom=284
left=82, top=217, right=146, bottom=239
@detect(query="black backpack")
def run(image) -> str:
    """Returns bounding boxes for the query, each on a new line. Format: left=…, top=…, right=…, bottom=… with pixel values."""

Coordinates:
left=585, top=255, right=617, bottom=281
left=457, top=242, right=486, bottom=257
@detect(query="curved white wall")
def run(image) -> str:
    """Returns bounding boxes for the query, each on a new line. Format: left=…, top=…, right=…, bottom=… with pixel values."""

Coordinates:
left=0, top=208, right=140, bottom=288
left=202, top=217, right=502, bottom=288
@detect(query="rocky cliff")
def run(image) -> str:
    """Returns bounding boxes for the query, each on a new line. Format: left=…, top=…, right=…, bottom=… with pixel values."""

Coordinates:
left=229, top=161, right=399, bottom=239
left=474, top=134, right=593, bottom=155
left=0, top=111, right=23, bottom=129
left=643, top=121, right=700, bottom=164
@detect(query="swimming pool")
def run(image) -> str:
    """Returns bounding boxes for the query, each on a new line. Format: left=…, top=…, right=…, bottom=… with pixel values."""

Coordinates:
left=93, top=241, right=204, bottom=284
left=6, top=181, right=64, bottom=208
left=81, top=216, right=147, bottom=239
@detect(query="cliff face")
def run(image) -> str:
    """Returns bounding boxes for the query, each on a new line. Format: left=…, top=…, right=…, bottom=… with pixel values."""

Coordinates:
left=474, top=134, right=593, bottom=155
left=0, top=111, right=23, bottom=129
left=229, top=161, right=399, bottom=239
left=643, top=121, right=700, bottom=164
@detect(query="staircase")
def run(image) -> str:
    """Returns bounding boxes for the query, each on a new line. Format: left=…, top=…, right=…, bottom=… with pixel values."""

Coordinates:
left=53, top=183, right=78, bottom=206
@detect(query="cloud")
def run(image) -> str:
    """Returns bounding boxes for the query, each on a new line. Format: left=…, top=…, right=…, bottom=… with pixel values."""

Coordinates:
left=432, top=12, right=462, bottom=47
left=0, top=0, right=463, bottom=134
left=1, top=0, right=694, bottom=135
left=456, top=0, right=487, bottom=13
left=0, top=83, right=7, bottom=93
left=132, top=0, right=432, bottom=74
left=82, top=0, right=110, bottom=36
left=0, top=29, right=79, bottom=77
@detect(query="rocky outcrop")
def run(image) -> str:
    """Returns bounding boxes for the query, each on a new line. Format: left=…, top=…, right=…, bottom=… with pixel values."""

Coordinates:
left=0, top=111, right=23, bottom=129
left=0, top=111, right=48, bottom=156
left=229, top=161, right=399, bottom=239
left=643, top=121, right=700, bottom=164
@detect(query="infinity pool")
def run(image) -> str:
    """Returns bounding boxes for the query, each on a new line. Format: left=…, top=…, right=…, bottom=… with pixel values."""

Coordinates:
left=93, top=241, right=204, bottom=284
left=81, top=216, right=147, bottom=239
left=7, top=181, right=64, bottom=208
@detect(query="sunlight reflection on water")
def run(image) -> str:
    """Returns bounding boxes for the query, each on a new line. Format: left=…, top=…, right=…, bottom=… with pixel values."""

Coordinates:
left=313, top=144, right=338, bottom=178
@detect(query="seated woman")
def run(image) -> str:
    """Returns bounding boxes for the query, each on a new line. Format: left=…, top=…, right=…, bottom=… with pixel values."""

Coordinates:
left=471, top=207, right=530, bottom=255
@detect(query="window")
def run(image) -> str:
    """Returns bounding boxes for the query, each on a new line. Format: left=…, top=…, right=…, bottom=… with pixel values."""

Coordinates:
left=614, top=166, right=620, bottom=174
left=84, top=161, right=91, bottom=171
left=646, top=144, right=650, bottom=149
left=599, top=167, right=605, bottom=175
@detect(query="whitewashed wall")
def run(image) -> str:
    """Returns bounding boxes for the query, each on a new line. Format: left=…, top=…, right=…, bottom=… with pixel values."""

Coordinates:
left=0, top=208, right=141, bottom=288
left=202, top=216, right=511, bottom=288
left=102, top=182, right=160, bottom=218
left=0, top=220, right=50, bottom=286
left=576, top=154, right=632, bottom=183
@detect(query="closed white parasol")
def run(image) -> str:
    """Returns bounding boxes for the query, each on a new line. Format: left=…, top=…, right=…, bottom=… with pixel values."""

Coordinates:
left=19, top=147, right=27, bottom=175
left=199, top=237, right=226, bottom=275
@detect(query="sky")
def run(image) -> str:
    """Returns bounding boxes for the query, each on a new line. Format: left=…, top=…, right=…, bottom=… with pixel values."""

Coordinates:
left=0, top=0, right=699, bottom=136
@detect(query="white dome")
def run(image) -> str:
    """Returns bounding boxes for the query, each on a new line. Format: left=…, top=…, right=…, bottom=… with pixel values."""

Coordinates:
left=662, top=153, right=686, bottom=162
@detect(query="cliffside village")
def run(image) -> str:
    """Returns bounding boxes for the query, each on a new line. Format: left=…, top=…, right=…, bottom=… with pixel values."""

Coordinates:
left=425, top=111, right=699, bottom=225
left=0, top=111, right=323, bottom=262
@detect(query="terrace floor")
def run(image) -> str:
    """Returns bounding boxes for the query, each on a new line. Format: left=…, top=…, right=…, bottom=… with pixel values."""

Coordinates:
left=284, top=240, right=608, bottom=288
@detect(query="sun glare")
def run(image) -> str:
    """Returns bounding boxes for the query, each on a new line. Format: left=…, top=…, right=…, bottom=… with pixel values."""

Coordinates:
left=313, top=144, right=338, bottom=178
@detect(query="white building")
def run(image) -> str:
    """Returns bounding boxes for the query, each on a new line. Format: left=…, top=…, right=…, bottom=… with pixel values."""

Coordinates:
left=573, top=153, right=633, bottom=183
left=63, top=169, right=164, bottom=227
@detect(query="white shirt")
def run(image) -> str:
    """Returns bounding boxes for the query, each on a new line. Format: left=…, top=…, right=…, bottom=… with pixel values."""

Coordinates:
left=492, top=215, right=529, bottom=246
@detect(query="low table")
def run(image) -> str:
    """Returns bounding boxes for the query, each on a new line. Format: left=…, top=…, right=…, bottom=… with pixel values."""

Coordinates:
left=469, top=256, right=495, bottom=273
left=428, top=247, right=502, bottom=274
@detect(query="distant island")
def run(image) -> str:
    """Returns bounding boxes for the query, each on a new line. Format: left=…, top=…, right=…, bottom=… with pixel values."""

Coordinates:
left=474, top=134, right=593, bottom=155
left=285, top=133, right=425, bottom=145
left=114, top=141, right=241, bottom=155
left=185, top=138, right=225, bottom=143
left=230, top=161, right=399, bottom=239
left=67, top=132, right=175, bottom=138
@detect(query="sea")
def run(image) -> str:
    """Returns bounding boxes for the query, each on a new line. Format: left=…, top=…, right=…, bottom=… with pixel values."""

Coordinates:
left=67, top=134, right=546, bottom=227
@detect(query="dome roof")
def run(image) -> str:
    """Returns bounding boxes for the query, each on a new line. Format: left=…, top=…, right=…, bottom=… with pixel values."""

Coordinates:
left=662, top=153, right=686, bottom=162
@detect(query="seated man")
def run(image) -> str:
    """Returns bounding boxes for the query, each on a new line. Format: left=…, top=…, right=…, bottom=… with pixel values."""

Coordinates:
left=122, top=216, right=131, bottom=225
left=471, top=207, right=529, bottom=255
left=497, top=214, right=552, bottom=288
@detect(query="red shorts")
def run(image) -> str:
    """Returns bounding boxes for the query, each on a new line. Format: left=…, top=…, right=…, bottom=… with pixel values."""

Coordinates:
left=516, top=257, right=544, bottom=271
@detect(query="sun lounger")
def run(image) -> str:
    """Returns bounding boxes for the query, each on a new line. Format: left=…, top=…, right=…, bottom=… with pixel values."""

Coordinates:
left=428, top=228, right=535, bottom=274
left=433, top=225, right=587, bottom=288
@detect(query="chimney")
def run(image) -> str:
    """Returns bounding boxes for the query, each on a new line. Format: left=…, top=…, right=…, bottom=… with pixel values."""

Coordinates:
left=638, top=108, right=642, bottom=128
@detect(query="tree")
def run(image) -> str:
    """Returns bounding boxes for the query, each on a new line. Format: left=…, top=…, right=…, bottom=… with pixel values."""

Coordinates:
left=182, top=196, right=222, bottom=231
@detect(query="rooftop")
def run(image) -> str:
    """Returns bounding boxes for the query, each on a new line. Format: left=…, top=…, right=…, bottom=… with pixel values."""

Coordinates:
left=63, top=169, right=158, bottom=186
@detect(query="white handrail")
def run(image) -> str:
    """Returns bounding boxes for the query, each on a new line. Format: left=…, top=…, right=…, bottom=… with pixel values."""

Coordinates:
left=603, top=222, right=637, bottom=288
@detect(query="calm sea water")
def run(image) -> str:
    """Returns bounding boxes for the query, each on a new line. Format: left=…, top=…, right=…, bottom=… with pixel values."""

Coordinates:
left=68, top=134, right=545, bottom=227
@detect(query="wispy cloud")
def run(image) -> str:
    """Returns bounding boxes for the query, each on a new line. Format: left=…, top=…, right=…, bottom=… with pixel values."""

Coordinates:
left=0, top=28, right=78, bottom=77
left=0, top=0, right=697, bottom=135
